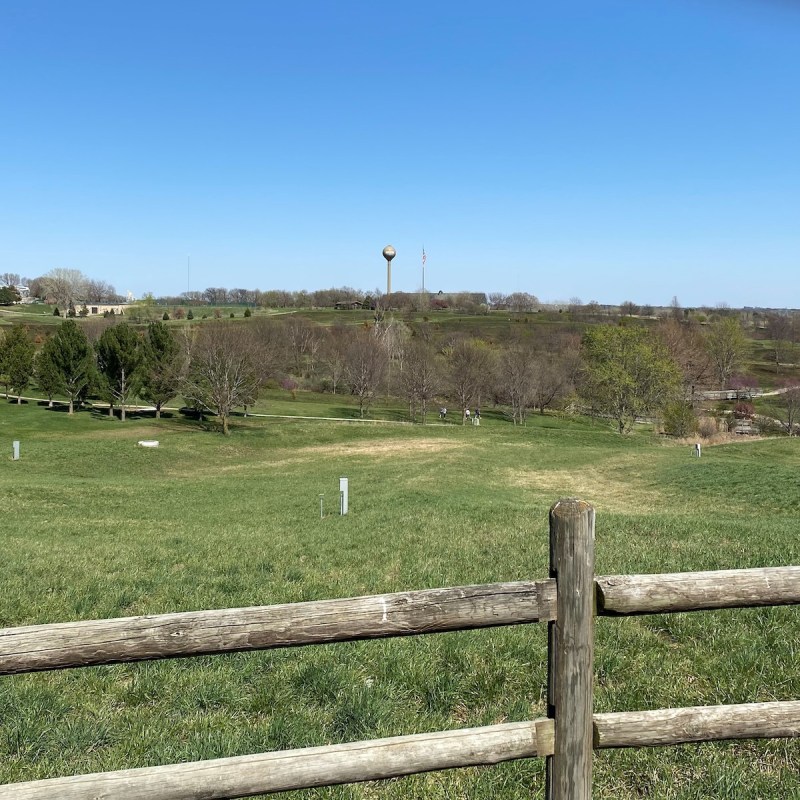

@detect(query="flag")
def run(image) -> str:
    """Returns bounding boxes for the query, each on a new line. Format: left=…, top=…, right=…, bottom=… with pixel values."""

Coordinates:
left=422, top=248, right=427, bottom=266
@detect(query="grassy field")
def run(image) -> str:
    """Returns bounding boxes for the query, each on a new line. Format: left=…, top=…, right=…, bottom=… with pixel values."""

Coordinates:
left=1, top=401, right=799, bottom=798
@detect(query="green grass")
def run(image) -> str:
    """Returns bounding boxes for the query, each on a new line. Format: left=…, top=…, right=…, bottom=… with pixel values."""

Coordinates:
left=0, top=402, right=798, bottom=798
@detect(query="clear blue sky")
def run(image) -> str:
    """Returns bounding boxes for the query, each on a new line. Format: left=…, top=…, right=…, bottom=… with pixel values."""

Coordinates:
left=2, top=0, right=799, bottom=307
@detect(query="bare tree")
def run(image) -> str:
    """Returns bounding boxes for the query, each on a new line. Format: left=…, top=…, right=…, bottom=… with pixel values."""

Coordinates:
left=285, top=316, right=317, bottom=376
left=764, top=314, right=795, bottom=374
left=447, top=338, right=493, bottom=423
left=706, top=318, right=748, bottom=388
left=779, top=380, right=800, bottom=435
left=531, top=338, right=580, bottom=414
left=85, top=279, right=120, bottom=303
left=322, top=322, right=349, bottom=394
left=343, top=329, right=387, bottom=418
left=498, top=342, right=536, bottom=424
left=38, top=268, right=89, bottom=307
left=657, top=318, right=711, bottom=400
left=183, top=323, right=263, bottom=434
left=400, top=339, right=441, bottom=423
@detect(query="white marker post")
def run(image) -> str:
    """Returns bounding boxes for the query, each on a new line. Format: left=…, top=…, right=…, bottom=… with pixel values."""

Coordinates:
left=695, top=443, right=701, bottom=458
left=12, top=441, right=19, bottom=460
left=339, top=477, right=349, bottom=515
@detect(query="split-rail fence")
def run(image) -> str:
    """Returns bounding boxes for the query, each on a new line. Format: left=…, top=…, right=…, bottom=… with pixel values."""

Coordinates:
left=1, top=498, right=798, bottom=799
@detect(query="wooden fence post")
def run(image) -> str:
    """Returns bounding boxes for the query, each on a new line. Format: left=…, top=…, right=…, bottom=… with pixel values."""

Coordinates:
left=546, top=498, right=595, bottom=800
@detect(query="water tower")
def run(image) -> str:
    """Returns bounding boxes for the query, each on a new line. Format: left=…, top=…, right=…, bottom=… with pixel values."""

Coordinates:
left=382, top=245, right=396, bottom=297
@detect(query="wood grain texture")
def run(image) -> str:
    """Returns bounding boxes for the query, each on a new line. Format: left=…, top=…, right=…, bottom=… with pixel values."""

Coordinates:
left=0, top=580, right=556, bottom=675
left=594, top=701, right=800, bottom=748
left=0, top=719, right=555, bottom=800
left=546, top=498, right=595, bottom=800
left=596, top=566, right=800, bottom=616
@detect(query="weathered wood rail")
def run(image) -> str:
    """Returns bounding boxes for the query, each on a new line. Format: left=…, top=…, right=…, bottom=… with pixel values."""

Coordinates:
left=1, top=499, right=798, bottom=799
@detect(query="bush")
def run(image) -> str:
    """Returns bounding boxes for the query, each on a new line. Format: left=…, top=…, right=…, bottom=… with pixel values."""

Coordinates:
left=230, top=312, right=235, bottom=318
left=733, top=401, right=755, bottom=420
left=187, top=309, right=194, bottom=320
left=697, top=416, right=718, bottom=439
left=663, top=403, right=697, bottom=437
left=755, top=416, right=780, bottom=435
left=244, top=308, right=251, bottom=318
left=162, top=311, right=170, bottom=321
left=173, top=307, right=186, bottom=320
left=53, top=306, right=60, bottom=316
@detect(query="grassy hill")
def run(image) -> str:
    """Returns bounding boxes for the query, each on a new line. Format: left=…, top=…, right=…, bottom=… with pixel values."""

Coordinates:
left=1, top=401, right=798, bottom=798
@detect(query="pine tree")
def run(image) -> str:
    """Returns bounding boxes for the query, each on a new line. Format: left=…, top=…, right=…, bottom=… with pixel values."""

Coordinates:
left=95, top=323, right=143, bottom=421
left=140, top=321, right=183, bottom=419
left=2, top=326, right=35, bottom=403
left=49, top=320, right=94, bottom=414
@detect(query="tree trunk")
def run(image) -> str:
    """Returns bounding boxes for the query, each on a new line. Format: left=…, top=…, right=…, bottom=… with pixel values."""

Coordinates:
left=109, top=404, right=114, bottom=417
left=156, top=406, right=161, bottom=420
left=17, top=395, right=22, bottom=404
left=121, top=404, right=126, bottom=422
left=222, top=414, right=230, bottom=435
left=69, top=398, right=74, bottom=414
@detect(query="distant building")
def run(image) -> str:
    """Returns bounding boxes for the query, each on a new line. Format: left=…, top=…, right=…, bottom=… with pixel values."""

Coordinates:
left=85, top=303, right=129, bottom=316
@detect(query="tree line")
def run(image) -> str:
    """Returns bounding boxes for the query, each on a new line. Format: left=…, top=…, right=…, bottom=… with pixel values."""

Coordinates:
left=2, top=311, right=799, bottom=435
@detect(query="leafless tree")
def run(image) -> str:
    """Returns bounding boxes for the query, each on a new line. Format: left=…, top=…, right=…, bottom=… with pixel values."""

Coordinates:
left=38, top=268, right=89, bottom=307
left=322, top=322, right=349, bottom=394
left=285, top=316, right=318, bottom=376
left=498, top=342, right=536, bottom=424
left=780, top=381, right=800, bottom=435
left=657, top=318, right=711, bottom=400
left=343, top=329, right=387, bottom=418
left=507, top=292, right=538, bottom=313
left=399, top=339, right=441, bottom=423
left=764, top=314, right=796, bottom=374
left=1, top=273, right=21, bottom=287
left=706, top=317, right=748, bottom=388
left=531, top=336, right=580, bottom=414
left=447, top=337, right=493, bottom=423
left=183, top=323, right=263, bottom=435
left=84, top=279, right=120, bottom=303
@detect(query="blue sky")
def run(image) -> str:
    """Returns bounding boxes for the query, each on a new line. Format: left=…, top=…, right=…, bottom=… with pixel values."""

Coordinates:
left=2, top=0, right=799, bottom=306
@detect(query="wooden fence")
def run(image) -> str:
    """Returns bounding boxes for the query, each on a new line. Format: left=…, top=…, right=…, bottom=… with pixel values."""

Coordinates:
left=1, top=498, right=798, bottom=799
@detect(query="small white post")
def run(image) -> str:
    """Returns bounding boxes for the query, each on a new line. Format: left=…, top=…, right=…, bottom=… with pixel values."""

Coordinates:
left=695, top=443, right=701, bottom=458
left=339, top=477, right=349, bottom=515
left=12, top=441, right=20, bottom=461
left=319, top=494, right=324, bottom=519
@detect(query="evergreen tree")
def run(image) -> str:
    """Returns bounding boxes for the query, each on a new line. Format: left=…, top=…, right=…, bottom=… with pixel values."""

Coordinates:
left=3, top=326, right=35, bottom=403
left=140, top=321, right=183, bottom=419
left=35, top=336, right=62, bottom=407
left=49, top=320, right=94, bottom=414
left=95, top=323, right=143, bottom=421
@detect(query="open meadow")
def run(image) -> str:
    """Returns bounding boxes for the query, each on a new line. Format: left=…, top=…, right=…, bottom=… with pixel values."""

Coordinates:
left=1, top=400, right=799, bottom=798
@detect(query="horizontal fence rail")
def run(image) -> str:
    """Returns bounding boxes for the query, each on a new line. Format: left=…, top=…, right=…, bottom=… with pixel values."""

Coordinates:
left=597, top=566, right=800, bottom=615
left=3, top=701, right=798, bottom=800
left=0, top=720, right=556, bottom=800
left=3, top=567, right=798, bottom=677
left=594, top=700, right=800, bottom=749
left=0, top=580, right=556, bottom=675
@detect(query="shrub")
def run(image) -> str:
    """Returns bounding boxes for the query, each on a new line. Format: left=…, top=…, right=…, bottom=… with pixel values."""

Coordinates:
left=281, top=377, right=298, bottom=400
left=187, top=309, right=194, bottom=320
left=162, top=311, right=170, bottom=321
left=173, top=307, right=186, bottom=320
left=697, top=416, right=718, bottom=439
left=663, top=402, right=697, bottom=437
left=53, top=306, right=60, bottom=316
left=733, top=401, right=755, bottom=420
left=244, top=308, right=251, bottom=318
left=230, top=312, right=235, bottom=318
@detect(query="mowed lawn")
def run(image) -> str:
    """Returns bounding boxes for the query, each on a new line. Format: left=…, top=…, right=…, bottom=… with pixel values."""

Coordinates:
left=1, top=402, right=798, bottom=799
